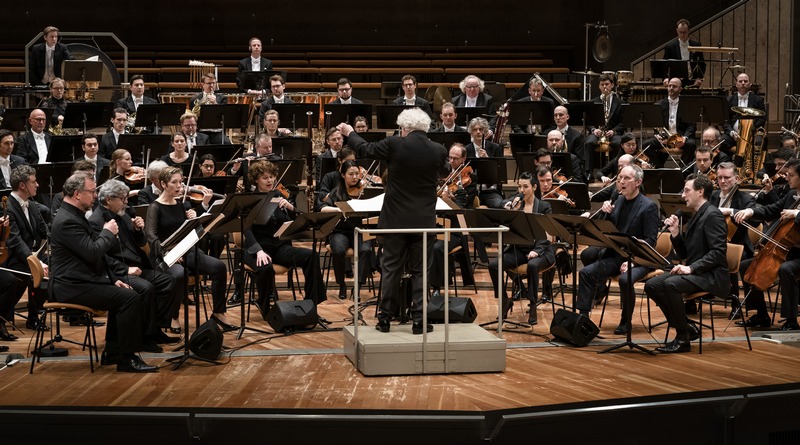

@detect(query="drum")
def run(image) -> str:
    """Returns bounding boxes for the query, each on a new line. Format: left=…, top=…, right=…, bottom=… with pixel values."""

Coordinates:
left=616, top=70, right=633, bottom=88
left=226, top=93, right=256, bottom=105
left=286, top=92, right=338, bottom=128
left=159, top=92, right=195, bottom=111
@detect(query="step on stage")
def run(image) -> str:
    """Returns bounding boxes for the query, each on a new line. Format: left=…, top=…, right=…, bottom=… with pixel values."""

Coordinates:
left=343, top=323, right=506, bottom=375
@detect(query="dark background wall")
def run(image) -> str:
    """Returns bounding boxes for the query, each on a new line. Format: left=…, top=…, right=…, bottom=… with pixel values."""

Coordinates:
left=5, top=0, right=732, bottom=71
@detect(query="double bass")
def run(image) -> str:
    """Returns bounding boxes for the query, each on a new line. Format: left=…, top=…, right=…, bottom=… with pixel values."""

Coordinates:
left=741, top=196, right=800, bottom=291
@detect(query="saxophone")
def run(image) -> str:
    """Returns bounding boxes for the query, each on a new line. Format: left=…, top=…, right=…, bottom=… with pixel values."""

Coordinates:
left=191, top=93, right=213, bottom=118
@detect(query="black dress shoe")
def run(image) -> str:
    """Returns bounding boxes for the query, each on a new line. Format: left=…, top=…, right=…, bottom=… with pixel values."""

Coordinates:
left=26, top=319, right=50, bottom=331
left=101, top=350, right=120, bottom=366
left=412, top=322, right=433, bottom=335
left=167, top=326, right=182, bottom=335
left=613, top=323, right=628, bottom=335
left=375, top=318, right=390, bottom=333
left=684, top=300, right=698, bottom=315
left=687, top=322, right=701, bottom=341
left=116, top=354, right=159, bottom=373
left=227, top=291, right=243, bottom=306
left=155, top=331, right=181, bottom=344
left=211, top=315, right=239, bottom=332
left=527, top=314, right=538, bottom=325
left=0, top=324, right=18, bottom=341
left=70, top=315, right=105, bottom=327
left=501, top=298, right=514, bottom=318
left=655, top=338, right=691, bottom=353
left=0, top=345, right=8, bottom=352
left=779, top=321, right=800, bottom=331
left=338, top=285, right=348, bottom=300
left=736, top=313, right=771, bottom=328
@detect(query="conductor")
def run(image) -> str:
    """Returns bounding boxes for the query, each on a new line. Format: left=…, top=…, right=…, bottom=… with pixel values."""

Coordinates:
left=338, top=108, right=448, bottom=334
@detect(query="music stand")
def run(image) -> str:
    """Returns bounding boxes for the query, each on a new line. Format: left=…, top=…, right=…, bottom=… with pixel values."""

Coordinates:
left=63, top=60, right=103, bottom=100
left=642, top=168, right=684, bottom=194
left=240, top=70, right=288, bottom=92
left=117, top=134, right=171, bottom=164
left=551, top=153, right=574, bottom=179
left=599, top=232, right=671, bottom=355
left=197, top=104, right=249, bottom=135
left=374, top=105, right=414, bottom=129
left=206, top=192, right=272, bottom=338
left=1, top=108, right=54, bottom=131
left=544, top=199, right=571, bottom=215
left=470, top=157, right=504, bottom=188
left=190, top=176, right=240, bottom=195
left=134, top=103, right=186, bottom=133
left=678, top=96, right=728, bottom=130
left=61, top=102, right=114, bottom=134
left=272, top=137, right=311, bottom=160
left=621, top=103, right=662, bottom=147
left=34, top=163, right=72, bottom=204
left=46, top=136, right=82, bottom=163
left=509, top=133, right=548, bottom=152
left=566, top=101, right=604, bottom=130
left=507, top=101, right=553, bottom=128
left=324, top=103, right=373, bottom=128
left=454, top=106, right=488, bottom=127
left=658, top=193, right=694, bottom=221
left=350, top=131, right=386, bottom=143
left=426, top=132, right=471, bottom=149
left=273, top=159, right=306, bottom=185
left=559, top=182, right=591, bottom=212
left=190, top=144, right=245, bottom=165
left=650, top=59, right=689, bottom=81
left=271, top=103, right=319, bottom=132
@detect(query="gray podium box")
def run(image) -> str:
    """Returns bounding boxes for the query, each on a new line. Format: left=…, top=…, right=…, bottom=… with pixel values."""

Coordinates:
left=343, top=324, right=506, bottom=376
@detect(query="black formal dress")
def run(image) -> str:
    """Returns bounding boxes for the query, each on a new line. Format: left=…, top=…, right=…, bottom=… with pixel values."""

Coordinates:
left=348, top=130, right=449, bottom=323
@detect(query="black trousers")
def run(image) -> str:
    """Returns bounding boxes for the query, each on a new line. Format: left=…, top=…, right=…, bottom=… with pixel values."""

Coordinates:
left=0, top=270, right=30, bottom=322
left=328, top=231, right=374, bottom=286
left=577, top=255, right=650, bottom=322
left=246, top=243, right=326, bottom=305
left=123, top=268, right=177, bottom=332
left=166, top=249, right=227, bottom=315
left=428, top=233, right=463, bottom=290
left=487, top=247, right=554, bottom=303
left=379, top=233, right=434, bottom=323
left=644, top=273, right=705, bottom=340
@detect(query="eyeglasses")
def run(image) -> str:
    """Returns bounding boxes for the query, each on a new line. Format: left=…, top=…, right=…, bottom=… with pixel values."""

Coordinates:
left=114, top=195, right=128, bottom=201
left=204, top=81, right=217, bottom=85
left=31, top=117, right=47, bottom=122
left=337, top=88, right=351, bottom=92
left=201, top=164, right=215, bottom=169
left=465, top=84, right=480, bottom=89
left=84, top=188, right=98, bottom=194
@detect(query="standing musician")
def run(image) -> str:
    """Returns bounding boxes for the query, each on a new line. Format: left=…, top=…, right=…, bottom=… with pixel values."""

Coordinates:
left=545, top=130, right=586, bottom=184
left=1, top=165, right=48, bottom=334
left=242, top=160, right=326, bottom=311
left=511, top=78, right=555, bottom=135
left=429, top=143, right=476, bottom=300
left=88, top=180, right=180, bottom=354
left=257, top=75, right=295, bottom=121
left=37, top=78, right=69, bottom=128
left=646, top=174, right=728, bottom=353
left=545, top=105, right=586, bottom=176
left=722, top=73, right=766, bottom=154
left=320, top=160, right=376, bottom=299
left=144, top=166, right=236, bottom=333
left=597, top=133, right=650, bottom=183
left=662, top=18, right=706, bottom=87
left=488, top=171, right=554, bottom=325
left=732, top=158, right=800, bottom=331
left=29, top=26, right=72, bottom=86
left=99, top=108, right=129, bottom=160
left=337, top=108, right=449, bottom=335
left=430, top=102, right=466, bottom=133
left=51, top=172, right=158, bottom=372
left=577, top=165, right=660, bottom=335
left=584, top=73, right=625, bottom=176
left=711, top=161, right=755, bottom=316
left=237, top=37, right=273, bottom=97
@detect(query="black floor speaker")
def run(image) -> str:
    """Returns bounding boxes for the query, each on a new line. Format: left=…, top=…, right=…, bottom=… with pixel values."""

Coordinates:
left=427, top=294, right=478, bottom=323
left=189, top=319, right=223, bottom=359
left=549, top=309, right=599, bottom=347
left=267, top=300, right=318, bottom=333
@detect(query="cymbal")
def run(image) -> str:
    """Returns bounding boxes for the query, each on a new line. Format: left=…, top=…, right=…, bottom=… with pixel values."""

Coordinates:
left=574, top=70, right=601, bottom=77
left=731, top=106, right=765, bottom=117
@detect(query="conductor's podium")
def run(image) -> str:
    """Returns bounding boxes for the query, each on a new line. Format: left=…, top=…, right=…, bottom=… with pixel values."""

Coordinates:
left=344, top=324, right=506, bottom=376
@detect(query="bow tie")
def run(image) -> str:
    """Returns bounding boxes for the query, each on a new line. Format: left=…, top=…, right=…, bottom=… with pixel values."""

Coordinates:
left=0, top=158, right=9, bottom=167
left=19, top=200, right=28, bottom=209
left=34, top=133, right=45, bottom=140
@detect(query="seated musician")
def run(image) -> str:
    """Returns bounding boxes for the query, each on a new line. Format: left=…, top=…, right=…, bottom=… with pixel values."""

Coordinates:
left=711, top=161, right=755, bottom=317
left=37, top=77, right=69, bottom=128
left=429, top=143, right=477, bottom=300
left=145, top=166, right=236, bottom=333
left=257, top=75, right=294, bottom=121
left=99, top=108, right=129, bottom=160
left=545, top=131, right=586, bottom=184
left=534, top=155, right=573, bottom=207
left=161, top=132, right=191, bottom=169
left=591, top=154, right=635, bottom=203
left=756, top=148, right=794, bottom=206
left=180, top=112, right=208, bottom=151
left=0, top=129, right=26, bottom=189
left=316, top=127, right=345, bottom=182
left=15, top=109, right=51, bottom=165
left=577, top=164, right=660, bottom=335
left=80, top=133, right=110, bottom=182
left=780, top=134, right=797, bottom=151
left=197, top=154, right=218, bottom=177
left=331, top=78, right=363, bottom=104
left=353, top=116, right=369, bottom=133
left=722, top=73, right=766, bottom=154
left=263, top=110, right=293, bottom=138
left=597, top=133, right=650, bottom=183
left=488, top=171, right=554, bottom=325
left=662, top=19, right=706, bottom=88
left=699, top=126, right=731, bottom=166
left=115, top=75, right=158, bottom=116
left=646, top=78, right=697, bottom=168
left=189, top=73, right=229, bottom=145
left=51, top=160, right=97, bottom=216
left=451, top=75, right=496, bottom=129
left=430, top=102, right=466, bottom=133
left=88, top=180, right=180, bottom=354
left=0, top=165, right=48, bottom=335
left=466, top=117, right=504, bottom=209
left=138, top=160, right=168, bottom=205
left=243, top=160, right=326, bottom=311
left=545, top=106, right=586, bottom=176
left=110, top=148, right=146, bottom=205
left=682, top=145, right=716, bottom=179
left=584, top=73, right=624, bottom=176
left=511, top=77, right=555, bottom=135
left=393, top=75, right=431, bottom=108
left=316, top=147, right=355, bottom=211
left=319, top=160, right=376, bottom=299
left=733, top=158, right=800, bottom=331
left=647, top=174, right=729, bottom=353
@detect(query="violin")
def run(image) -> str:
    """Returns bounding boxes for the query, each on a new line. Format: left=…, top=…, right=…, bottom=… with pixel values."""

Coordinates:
left=274, top=183, right=290, bottom=199
left=185, top=185, right=224, bottom=203
left=0, top=197, right=9, bottom=265
left=543, top=185, right=575, bottom=207
left=124, top=167, right=146, bottom=184
left=633, top=150, right=651, bottom=168
left=552, top=168, right=568, bottom=183
left=706, top=167, right=717, bottom=185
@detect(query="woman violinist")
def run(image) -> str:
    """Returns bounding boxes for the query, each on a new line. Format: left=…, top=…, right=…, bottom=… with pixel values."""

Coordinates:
left=732, top=157, right=800, bottom=331
left=145, top=166, right=235, bottom=333
left=109, top=148, right=146, bottom=205
left=488, top=171, right=555, bottom=325
left=597, top=133, right=651, bottom=183
left=320, top=160, right=376, bottom=299
left=161, top=132, right=192, bottom=171
left=197, top=153, right=218, bottom=177
left=242, top=160, right=326, bottom=311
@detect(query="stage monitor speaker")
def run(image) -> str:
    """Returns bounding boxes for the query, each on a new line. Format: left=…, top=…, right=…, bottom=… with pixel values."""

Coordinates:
left=267, top=300, right=318, bottom=333
left=427, top=294, right=477, bottom=323
left=549, top=309, right=599, bottom=347
left=189, top=319, right=223, bottom=359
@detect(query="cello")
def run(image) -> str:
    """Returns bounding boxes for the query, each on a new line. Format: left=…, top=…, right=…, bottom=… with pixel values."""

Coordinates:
left=741, top=195, right=800, bottom=291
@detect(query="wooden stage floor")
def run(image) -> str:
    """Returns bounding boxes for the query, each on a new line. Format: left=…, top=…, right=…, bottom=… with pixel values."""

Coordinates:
left=1, top=267, right=800, bottom=443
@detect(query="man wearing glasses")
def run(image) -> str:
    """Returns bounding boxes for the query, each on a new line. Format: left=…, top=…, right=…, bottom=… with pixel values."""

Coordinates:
left=257, top=74, right=295, bottom=121
left=15, top=109, right=51, bottom=165
left=331, top=78, right=363, bottom=104
left=189, top=73, right=229, bottom=145
left=451, top=75, right=496, bottom=129
left=179, top=112, right=209, bottom=151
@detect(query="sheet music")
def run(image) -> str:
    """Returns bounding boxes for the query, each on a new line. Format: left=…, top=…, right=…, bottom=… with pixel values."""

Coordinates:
left=164, top=229, right=199, bottom=267
left=344, top=193, right=453, bottom=212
